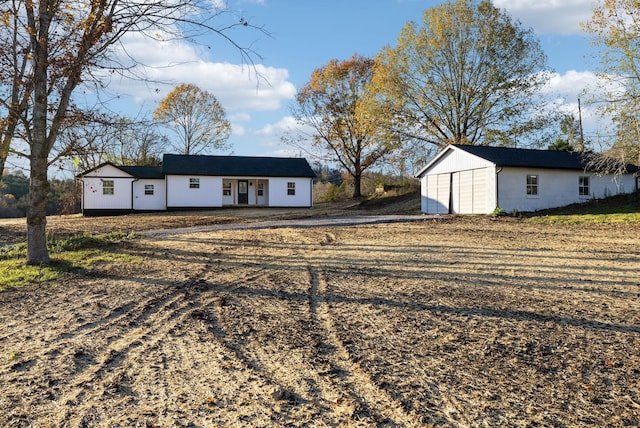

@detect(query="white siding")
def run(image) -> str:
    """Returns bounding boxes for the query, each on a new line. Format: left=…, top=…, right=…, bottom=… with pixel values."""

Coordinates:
left=166, top=175, right=223, bottom=208
left=133, top=179, right=166, bottom=211
left=473, top=168, right=492, bottom=214
left=81, top=172, right=134, bottom=211
left=268, top=178, right=313, bottom=207
left=497, top=167, right=637, bottom=212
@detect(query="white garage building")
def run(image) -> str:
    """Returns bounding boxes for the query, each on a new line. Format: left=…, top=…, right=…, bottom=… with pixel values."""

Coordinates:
left=416, top=144, right=639, bottom=214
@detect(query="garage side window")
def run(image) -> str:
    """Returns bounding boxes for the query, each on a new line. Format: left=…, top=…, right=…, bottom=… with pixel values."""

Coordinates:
left=103, top=180, right=114, bottom=195
left=579, top=176, right=590, bottom=196
left=144, top=184, right=154, bottom=195
left=287, top=182, right=295, bottom=195
left=526, top=175, right=538, bottom=196
left=189, top=178, right=200, bottom=189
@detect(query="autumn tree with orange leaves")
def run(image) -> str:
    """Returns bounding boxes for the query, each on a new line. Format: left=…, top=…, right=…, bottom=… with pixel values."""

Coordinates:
left=291, top=54, right=399, bottom=198
left=154, top=83, right=231, bottom=155
left=0, top=0, right=260, bottom=265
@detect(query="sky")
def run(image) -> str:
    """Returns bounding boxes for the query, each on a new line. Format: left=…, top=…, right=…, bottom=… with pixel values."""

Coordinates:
left=17, top=0, right=614, bottom=175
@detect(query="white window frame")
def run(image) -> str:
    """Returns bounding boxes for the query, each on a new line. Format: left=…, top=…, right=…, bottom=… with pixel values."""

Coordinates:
left=287, top=182, right=295, bottom=196
left=103, top=180, right=114, bottom=195
left=526, top=174, right=538, bottom=197
left=144, top=184, right=154, bottom=195
left=578, top=176, right=590, bottom=197
left=189, top=178, right=200, bottom=189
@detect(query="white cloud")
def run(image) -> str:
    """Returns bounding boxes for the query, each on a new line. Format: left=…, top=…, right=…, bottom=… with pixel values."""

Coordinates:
left=255, top=115, right=300, bottom=137
left=229, top=112, right=251, bottom=122
left=493, top=0, right=594, bottom=35
left=541, top=70, right=616, bottom=139
left=96, top=32, right=296, bottom=113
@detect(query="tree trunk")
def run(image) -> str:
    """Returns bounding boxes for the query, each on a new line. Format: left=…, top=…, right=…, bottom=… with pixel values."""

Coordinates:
left=27, top=9, right=52, bottom=266
left=353, top=173, right=362, bottom=198
left=27, top=153, right=50, bottom=265
left=0, top=150, right=6, bottom=180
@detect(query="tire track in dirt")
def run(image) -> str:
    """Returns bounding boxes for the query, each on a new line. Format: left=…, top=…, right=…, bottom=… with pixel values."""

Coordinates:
left=304, top=239, right=425, bottom=426
left=12, top=254, right=233, bottom=425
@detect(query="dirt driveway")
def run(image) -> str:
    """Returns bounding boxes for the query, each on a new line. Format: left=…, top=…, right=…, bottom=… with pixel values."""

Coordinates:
left=0, top=215, right=639, bottom=427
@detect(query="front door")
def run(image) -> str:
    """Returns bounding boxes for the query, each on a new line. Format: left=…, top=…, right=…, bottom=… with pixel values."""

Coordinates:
left=238, top=180, right=248, bottom=204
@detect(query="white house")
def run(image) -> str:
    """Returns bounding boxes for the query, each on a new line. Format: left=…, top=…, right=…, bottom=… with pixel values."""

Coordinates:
left=415, top=144, right=639, bottom=214
left=77, top=154, right=316, bottom=215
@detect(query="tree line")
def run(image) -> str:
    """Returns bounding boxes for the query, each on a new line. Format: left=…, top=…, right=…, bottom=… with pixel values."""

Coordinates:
left=1, top=0, right=639, bottom=264
left=0, top=171, right=77, bottom=218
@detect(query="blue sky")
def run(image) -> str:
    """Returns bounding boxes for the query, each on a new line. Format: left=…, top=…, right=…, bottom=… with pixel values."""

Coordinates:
left=51, top=1, right=612, bottom=173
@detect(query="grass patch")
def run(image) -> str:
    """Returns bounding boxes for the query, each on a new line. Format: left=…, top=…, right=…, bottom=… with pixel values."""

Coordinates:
left=0, top=231, right=140, bottom=290
left=526, top=193, right=640, bottom=224
left=529, top=212, right=640, bottom=225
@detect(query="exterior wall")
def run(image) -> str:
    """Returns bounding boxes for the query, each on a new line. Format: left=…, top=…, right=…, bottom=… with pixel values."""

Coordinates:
left=497, top=167, right=637, bottom=213
left=133, top=179, right=166, bottom=211
left=81, top=165, right=134, bottom=212
left=268, top=177, right=313, bottom=207
left=166, top=175, right=223, bottom=208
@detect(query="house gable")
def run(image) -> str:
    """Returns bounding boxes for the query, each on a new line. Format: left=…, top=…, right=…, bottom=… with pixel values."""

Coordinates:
left=78, top=162, right=135, bottom=178
left=416, top=145, right=495, bottom=177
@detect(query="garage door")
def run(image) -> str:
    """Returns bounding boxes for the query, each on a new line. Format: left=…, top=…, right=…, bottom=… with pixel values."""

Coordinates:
left=425, top=173, right=451, bottom=214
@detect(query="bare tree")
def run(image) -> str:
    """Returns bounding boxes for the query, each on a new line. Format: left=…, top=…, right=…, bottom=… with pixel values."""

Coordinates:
left=57, top=116, right=167, bottom=172
left=0, top=0, right=262, bottom=264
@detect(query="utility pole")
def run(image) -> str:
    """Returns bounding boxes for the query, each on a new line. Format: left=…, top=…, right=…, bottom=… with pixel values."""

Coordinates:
left=578, top=97, right=585, bottom=152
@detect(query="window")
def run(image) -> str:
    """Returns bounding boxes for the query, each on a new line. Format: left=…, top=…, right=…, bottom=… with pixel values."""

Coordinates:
left=257, top=182, right=264, bottom=196
left=526, top=175, right=538, bottom=196
left=103, top=180, right=114, bottom=195
left=287, top=182, right=295, bottom=196
left=579, top=176, right=590, bottom=196
left=223, top=181, right=232, bottom=196
left=189, top=178, right=200, bottom=189
left=144, top=184, right=154, bottom=195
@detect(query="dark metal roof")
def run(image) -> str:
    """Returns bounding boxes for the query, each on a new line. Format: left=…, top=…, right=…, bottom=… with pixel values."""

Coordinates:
left=76, top=162, right=163, bottom=179
left=118, top=165, right=164, bottom=179
left=453, top=144, right=639, bottom=172
left=161, top=154, right=316, bottom=178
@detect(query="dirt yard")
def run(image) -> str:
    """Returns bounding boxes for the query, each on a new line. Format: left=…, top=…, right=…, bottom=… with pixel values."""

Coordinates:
left=0, top=213, right=639, bottom=427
